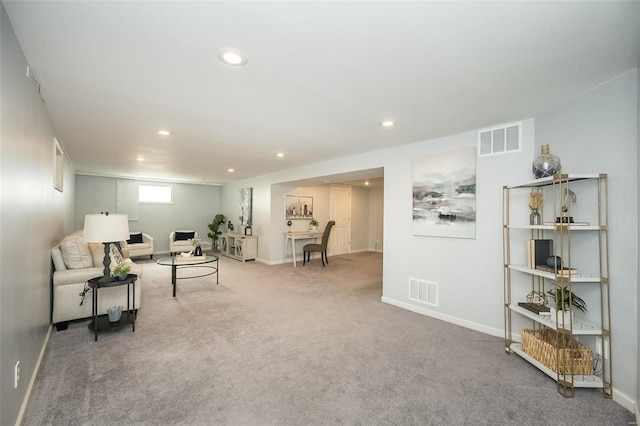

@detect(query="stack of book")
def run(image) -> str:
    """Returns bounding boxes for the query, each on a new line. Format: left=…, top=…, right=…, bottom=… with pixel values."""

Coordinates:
left=526, top=239, right=578, bottom=275
left=517, top=302, right=551, bottom=316
left=526, top=239, right=553, bottom=268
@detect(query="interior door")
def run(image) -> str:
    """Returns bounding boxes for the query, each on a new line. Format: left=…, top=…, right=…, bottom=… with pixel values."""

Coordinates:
left=330, top=185, right=351, bottom=256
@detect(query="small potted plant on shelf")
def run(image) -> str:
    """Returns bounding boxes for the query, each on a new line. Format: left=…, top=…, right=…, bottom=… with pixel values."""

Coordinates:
left=309, top=218, right=319, bottom=231
left=111, top=263, right=131, bottom=281
left=546, top=285, right=587, bottom=327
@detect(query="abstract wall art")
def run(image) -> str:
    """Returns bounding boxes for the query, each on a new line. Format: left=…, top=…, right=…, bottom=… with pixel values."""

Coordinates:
left=412, top=147, right=476, bottom=239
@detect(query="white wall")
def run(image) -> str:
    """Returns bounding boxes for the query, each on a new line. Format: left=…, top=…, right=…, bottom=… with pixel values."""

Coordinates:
left=220, top=69, right=638, bottom=406
left=369, top=186, right=384, bottom=252
left=351, top=186, right=370, bottom=252
left=0, top=5, right=76, bottom=424
left=536, top=68, right=638, bottom=405
left=75, top=175, right=221, bottom=253
left=637, top=64, right=640, bottom=422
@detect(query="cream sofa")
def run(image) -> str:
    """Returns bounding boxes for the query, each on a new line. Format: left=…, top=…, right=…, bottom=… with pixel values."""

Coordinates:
left=169, top=230, right=199, bottom=255
left=51, top=231, right=143, bottom=330
left=123, top=232, right=154, bottom=259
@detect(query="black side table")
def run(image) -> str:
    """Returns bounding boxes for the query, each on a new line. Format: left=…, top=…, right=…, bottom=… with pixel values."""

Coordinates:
left=88, top=274, right=137, bottom=342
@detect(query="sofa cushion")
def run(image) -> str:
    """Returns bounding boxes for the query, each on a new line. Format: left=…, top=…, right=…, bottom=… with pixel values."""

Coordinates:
left=174, top=231, right=195, bottom=241
left=51, top=246, right=67, bottom=272
left=88, top=243, right=104, bottom=267
left=127, top=233, right=144, bottom=244
left=60, top=235, right=93, bottom=269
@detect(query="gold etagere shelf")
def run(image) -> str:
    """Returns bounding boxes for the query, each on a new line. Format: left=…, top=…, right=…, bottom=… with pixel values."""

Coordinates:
left=503, top=173, right=611, bottom=398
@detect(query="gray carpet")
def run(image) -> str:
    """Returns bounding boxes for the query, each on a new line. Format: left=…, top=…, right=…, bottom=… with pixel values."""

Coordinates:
left=23, top=252, right=633, bottom=425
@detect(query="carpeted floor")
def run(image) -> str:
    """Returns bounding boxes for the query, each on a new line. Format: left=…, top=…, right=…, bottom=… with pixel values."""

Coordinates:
left=23, top=252, right=634, bottom=425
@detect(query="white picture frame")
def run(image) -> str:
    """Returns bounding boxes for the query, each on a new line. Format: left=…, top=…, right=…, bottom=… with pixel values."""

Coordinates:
left=54, top=138, right=64, bottom=192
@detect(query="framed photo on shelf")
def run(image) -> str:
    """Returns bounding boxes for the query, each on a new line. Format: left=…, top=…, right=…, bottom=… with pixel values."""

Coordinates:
left=285, top=195, right=313, bottom=219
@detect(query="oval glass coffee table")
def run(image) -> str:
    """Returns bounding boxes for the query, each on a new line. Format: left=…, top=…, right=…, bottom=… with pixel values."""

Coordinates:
left=157, top=255, right=219, bottom=297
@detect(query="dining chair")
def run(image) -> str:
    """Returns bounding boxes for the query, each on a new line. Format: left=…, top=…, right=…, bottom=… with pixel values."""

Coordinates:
left=303, top=220, right=335, bottom=266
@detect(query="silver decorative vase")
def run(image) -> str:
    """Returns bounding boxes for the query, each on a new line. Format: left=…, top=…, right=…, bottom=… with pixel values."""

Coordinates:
left=532, top=144, right=561, bottom=179
left=107, top=306, right=123, bottom=322
left=529, top=209, right=541, bottom=225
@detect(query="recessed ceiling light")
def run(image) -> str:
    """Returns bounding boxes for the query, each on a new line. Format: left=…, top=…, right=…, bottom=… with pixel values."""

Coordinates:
left=364, top=181, right=370, bottom=186
left=380, top=120, right=395, bottom=127
left=228, top=168, right=235, bottom=173
left=157, top=130, right=171, bottom=136
left=136, top=157, right=145, bottom=162
left=218, top=48, right=248, bottom=66
left=277, top=153, right=285, bottom=158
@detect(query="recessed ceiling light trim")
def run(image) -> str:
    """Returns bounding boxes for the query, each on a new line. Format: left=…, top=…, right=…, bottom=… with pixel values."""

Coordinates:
left=218, top=48, right=248, bottom=66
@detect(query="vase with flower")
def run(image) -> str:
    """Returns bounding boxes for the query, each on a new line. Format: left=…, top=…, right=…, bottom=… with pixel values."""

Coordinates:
left=192, top=237, right=203, bottom=256
left=528, top=191, right=543, bottom=225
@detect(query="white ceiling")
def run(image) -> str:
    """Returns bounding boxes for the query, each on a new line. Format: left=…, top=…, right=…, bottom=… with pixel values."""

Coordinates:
left=4, top=1, right=640, bottom=185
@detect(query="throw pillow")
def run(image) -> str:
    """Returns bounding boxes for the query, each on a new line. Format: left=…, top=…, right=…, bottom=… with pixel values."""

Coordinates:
left=60, top=236, right=93, bottom=269
left=88, top=243, right=125, bottom=267
left=127, top=233, right=144, bottom=244
left=88, top=243, right=105, bottom=267
left=174, top=231, right=195, bottom=241
left=109, top=243, right=125, bottom=265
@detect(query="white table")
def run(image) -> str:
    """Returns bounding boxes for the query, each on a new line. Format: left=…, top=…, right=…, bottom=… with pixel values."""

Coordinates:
left=284, top=230, right=323, bottom=267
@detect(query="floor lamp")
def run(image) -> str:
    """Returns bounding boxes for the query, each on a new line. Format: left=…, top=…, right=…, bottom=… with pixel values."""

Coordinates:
left=83, top=212, right=130, bottom=283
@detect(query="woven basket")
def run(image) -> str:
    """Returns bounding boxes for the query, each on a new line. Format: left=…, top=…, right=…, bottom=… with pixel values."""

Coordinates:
left=521, top=329, right=593, bottom=375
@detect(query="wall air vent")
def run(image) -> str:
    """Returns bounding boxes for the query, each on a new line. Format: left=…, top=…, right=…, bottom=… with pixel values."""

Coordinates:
left=409, top=277, right=438, bottom=307
left=478, top=122, right=522, bottom=157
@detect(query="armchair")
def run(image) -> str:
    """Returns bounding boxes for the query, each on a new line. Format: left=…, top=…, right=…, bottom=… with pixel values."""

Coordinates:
left=169, top=230, right=199, bottom=255
left=123, top=232, right=154, bottom=259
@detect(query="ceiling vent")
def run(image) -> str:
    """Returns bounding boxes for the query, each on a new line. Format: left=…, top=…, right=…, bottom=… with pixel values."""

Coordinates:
left=478, top=122, right=521, bottom=157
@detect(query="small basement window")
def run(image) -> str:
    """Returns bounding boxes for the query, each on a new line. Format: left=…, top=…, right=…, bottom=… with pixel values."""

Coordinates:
left=139, top=184, right=173, bottom=204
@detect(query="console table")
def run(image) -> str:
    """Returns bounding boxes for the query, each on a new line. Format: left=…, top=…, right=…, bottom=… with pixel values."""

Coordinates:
left=283, top=230, right=323, bottom=267
left=88, top=274, right=137, bottom=342
left=220, top=233, right=257, bottom=262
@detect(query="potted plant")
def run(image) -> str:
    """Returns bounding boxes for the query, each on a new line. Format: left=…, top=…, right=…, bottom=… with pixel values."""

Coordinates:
left=111, top=263, right=131, bottom=281
left=546, top=285, right=587, bottom=327
left=309, top=218, right=319, bottom=231
left=207, top=214, right=226, bottom=250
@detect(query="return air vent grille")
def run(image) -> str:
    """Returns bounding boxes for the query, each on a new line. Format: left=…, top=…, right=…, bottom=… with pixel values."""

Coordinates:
left=478, top=122, right=521, bottom=157
left=409, top=278, right=438, bottom=307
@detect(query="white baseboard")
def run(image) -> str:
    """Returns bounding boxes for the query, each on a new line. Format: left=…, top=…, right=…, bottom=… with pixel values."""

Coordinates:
left=381, top=296, right=637, bottom=414
left=381, top=296, right=503, bottom=338
left=16, top=324, right=52, bottom=426
left=347, top=248, right=384, bottom=254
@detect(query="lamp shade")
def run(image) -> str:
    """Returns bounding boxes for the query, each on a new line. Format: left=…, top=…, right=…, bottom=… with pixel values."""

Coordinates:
left=83, top=214, right=130, bottom=243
